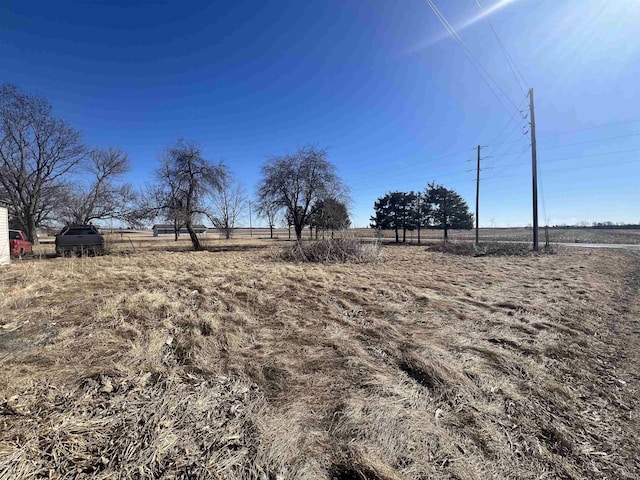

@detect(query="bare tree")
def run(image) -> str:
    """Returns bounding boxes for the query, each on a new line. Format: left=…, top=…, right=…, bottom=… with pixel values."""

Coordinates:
left=154, top=139, right=226, bottom=250
left=208, top=174, right=246, bottom=239
left=256, top=199, right=280, bottom=239
left=58, top=147, right=135, bottom=225
left=257, top=145, right=347, bottom=242
left=0, top=84, right=86, bottom=243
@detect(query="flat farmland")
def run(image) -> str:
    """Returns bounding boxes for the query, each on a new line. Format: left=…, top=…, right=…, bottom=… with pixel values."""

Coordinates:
left=1, top=241, right=639, bottom=479
left=348, top=227, right=640, bottom=245
left=30, top=227, right=640, bottom=259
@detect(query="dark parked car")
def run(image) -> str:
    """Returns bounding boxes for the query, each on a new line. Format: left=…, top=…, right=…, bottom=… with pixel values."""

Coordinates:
left=9, top=230, right=33, bottom=257
left=55, top=224, right=105, bottom=256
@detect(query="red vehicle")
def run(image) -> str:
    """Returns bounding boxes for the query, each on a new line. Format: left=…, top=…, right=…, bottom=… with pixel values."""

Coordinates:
left=9, top=229, right=33, bottom=257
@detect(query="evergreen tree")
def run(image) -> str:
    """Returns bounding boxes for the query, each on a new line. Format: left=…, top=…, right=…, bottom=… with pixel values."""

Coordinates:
left=309, top=197, right=350, bottom=238
left=426, top=182, right=473, bottom=240
left=370, top=191, right=416, bottom=243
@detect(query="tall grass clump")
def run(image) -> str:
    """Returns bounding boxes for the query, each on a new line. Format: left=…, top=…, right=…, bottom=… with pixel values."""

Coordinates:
left=278, top=238, right=383, bottom=263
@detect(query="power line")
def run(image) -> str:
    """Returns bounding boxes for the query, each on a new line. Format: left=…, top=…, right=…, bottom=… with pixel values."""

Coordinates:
left=484, top=157, right=640, bottom=182
left=425, top=0, right=523, bottom=128
left=348, top=164, right=474, bottom=193
left=482, top=143, right=531, bottom=179
left=484, top=136, right=526, bottom=148
left=348, top=149, right=488, bottom=193
left=487, top=146, right=640, bottom=171
left=474, top=0, right=528, bottom=96
left=483, top=93, right=529, bottom=148
left=541, top=146, right=640, bottom=164
left=538, top=118, right=640, bottom=137
left=344, top=151, right=474, bottom=186
left=483, top=132, right=530, bottom=168
left=538, top=132, right=640, bottom=151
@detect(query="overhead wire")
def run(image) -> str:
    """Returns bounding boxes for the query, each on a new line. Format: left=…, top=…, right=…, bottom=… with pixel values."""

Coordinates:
left=425, top=0, right=523, bottom=128
left=348, top=162, right=476, bottom=193
left=484, top=157, right=639, bottom=182
left=483, top=93, right=529, bottom=149
left=345, top=149, right=475, bottom=187
left=474, top=0, right=528, bottom=96
left=540, top=146, right=640, bottom=165
left=538, top=118, right=640, bottom=137
left=481, top=142, right=531, bottom=180
left=485, top=146, right=640, bottom=172
left=538, top=132, right=640, bottom=150
left=483, top=124, right=530, bottom=168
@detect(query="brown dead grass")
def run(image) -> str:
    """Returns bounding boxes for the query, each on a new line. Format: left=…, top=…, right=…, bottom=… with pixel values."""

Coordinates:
left=1, top=242, right=639, bottom=479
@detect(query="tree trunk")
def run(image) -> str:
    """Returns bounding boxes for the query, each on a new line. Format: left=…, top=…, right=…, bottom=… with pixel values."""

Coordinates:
left=269, top=225, right=273, bottom=239
left=294, top=223, right=303, bottom=241
left=394, top=227, right=399, bottom=243
left=444, top=225, right=448, bottom=241
left=185, top=221, right=202, bottom=250
left=25, top=215, right=38, bottom=245
left=417, top=225, right=421, bottom=244
left=402, top=227, right=406, bottom=243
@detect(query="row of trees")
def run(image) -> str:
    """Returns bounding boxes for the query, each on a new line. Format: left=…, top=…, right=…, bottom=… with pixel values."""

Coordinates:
left=0, top=84, right=351, bottom=248
left=2, top=83, right=473, bottom=250
left=371, top=185, right=473, bottom=242
left=144, top=143, right=351, bottom=249
left=0, top=85, right=250, bottom=246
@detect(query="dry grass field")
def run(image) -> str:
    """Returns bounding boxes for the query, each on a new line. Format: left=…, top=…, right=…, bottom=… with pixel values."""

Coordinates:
left=1, top=239, right=639, bottom=479
left=348, top=227, right=640, bottom=245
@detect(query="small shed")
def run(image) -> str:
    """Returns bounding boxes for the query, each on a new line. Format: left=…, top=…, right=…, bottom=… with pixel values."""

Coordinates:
left=152, top=224, right=208, bottom=237
left=0, top=199, right=9, bottom=265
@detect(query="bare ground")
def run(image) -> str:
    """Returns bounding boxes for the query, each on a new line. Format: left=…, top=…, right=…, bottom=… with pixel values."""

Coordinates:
left=1, top=243, right=639, bottom=479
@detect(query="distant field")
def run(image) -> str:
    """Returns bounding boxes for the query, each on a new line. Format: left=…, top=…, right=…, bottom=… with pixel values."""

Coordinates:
left=349, top=227, right=640, bottom=245
left=33, top=226, right=640, bottom=258
left=1, top=240, right=639, bottom=478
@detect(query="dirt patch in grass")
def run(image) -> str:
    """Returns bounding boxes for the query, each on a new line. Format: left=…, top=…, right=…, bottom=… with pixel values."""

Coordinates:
left=1, top=243, right=639, bottom=479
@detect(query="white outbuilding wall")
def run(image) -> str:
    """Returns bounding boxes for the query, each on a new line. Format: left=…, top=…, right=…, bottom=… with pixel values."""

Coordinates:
left=0, top=203, right=9, bottom=265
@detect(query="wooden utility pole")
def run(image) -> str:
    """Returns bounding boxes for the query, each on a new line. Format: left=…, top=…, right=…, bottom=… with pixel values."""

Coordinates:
left=529, top=88, right=539, bottom=251
left=475, top=145, right=481, bottom=246
left=417, top=193, right=422, bottom=244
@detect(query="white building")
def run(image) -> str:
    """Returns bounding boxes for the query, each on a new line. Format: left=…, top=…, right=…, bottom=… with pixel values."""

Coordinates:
left=0, top=200, right=9, bottom=265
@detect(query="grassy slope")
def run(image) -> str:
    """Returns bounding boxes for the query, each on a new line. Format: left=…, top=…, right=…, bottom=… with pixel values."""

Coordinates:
left=1, top=244, right=639, bottom=479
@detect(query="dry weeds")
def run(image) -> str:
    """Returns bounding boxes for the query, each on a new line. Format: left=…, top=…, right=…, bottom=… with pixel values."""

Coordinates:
left=1, top=242, right=639, bottom=479
left=278, top=238, right=383, bottom=263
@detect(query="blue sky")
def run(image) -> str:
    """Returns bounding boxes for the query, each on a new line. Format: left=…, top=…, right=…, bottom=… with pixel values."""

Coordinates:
left=1, top=0, right=639, bottom=227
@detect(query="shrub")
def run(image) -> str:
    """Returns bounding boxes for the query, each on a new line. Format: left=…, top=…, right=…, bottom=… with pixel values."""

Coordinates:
left=278, top=238, right=383, bottom=263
